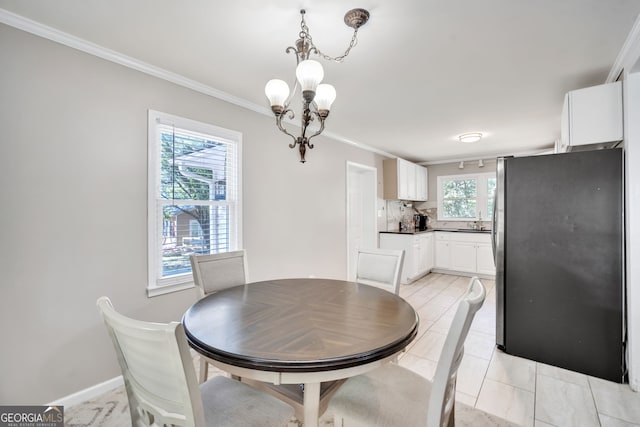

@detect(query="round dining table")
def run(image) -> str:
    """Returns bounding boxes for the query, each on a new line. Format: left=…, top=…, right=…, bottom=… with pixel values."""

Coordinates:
left=182, top=278, right=419, bottom=427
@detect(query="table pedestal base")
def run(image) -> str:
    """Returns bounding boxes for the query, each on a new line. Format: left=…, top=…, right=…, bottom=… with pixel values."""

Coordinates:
left=242, top=379, right=345, bottom=426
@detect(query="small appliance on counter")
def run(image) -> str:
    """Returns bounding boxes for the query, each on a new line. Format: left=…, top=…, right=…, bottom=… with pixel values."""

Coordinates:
left=414, top=214, right=428, bottom=231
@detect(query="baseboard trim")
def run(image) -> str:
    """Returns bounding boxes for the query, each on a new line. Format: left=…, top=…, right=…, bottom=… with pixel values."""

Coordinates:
left=47, top=376, right=124, bottom=408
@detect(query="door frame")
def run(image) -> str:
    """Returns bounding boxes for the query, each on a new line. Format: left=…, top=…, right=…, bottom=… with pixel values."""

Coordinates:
left=346, top=161, right=378, bottom=280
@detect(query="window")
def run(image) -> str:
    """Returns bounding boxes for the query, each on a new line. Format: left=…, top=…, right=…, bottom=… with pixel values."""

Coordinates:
left=437, top=172, right=496, bottom=221
left=148, top=110, right=242, bottom=296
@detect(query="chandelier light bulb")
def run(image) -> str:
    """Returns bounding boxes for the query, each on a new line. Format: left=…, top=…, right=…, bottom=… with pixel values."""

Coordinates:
left=264, top=79, right=290, bottom=108
left=315, top=84, right=336, bottom=112
left=263, top=8, right=369, bottom=162
left=296, top=60, right=324, bottom=94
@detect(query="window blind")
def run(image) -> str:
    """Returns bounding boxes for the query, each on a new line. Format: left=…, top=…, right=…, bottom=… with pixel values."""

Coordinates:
left=148, top=110, right=241, bottom=295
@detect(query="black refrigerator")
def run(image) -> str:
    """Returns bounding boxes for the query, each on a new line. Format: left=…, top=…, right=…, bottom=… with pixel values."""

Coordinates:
left=493, top=148, right=625, bottom=383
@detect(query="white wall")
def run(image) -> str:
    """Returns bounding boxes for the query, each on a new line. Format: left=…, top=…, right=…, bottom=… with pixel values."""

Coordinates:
left=625, top=70, right=640, bottom=391
left=414, top=160, right=497, bottom=229
left=607, top=14, right=640, bottom=391
left=0, top=23, right=384, bottom=404
left=424, top=160, right=497, bottom=206
left=622, top=59, right=640, bottom=392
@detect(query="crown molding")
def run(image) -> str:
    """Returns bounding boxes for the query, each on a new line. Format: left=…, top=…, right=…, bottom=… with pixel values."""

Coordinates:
left=0, top=8, right=270, bottom=116
left=321, top=129, right=397, bottom=159
left=607, top=13, right=640, bottom=82
left=0, top=7, right=397, bottom=161
left=418, top=146, right=554, bottom=166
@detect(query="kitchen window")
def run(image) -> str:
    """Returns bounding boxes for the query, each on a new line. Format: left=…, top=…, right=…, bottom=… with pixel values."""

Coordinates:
left=147, top=110, right=242, bottom=296
left=437, top=172, right=496, bottom=221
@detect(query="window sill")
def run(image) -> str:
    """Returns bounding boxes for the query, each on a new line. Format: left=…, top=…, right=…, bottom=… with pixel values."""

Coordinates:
left=147, top=281, right=195, bottom=297
left=437, top=217, right=478, bottom=222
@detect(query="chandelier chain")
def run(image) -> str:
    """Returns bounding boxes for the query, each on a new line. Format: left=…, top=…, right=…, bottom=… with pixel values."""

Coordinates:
left=300, top=13, right=359, bottom=63
left=265, top=8, right=369, bottom=162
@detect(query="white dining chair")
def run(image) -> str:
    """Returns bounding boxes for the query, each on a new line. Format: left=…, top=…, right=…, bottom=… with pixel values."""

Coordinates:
left=190, top=250, right=248, bottom=382
left=327, top=276, right=487, bottom=427
left=190, top=250, right=248, bottom=299
left=355, top=248, right=405, bottom=295
left=96, top=297, right=295, bottom=427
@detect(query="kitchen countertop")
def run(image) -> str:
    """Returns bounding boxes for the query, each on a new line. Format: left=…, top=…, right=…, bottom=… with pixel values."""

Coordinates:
left=380, top=228, right=491, bottom=235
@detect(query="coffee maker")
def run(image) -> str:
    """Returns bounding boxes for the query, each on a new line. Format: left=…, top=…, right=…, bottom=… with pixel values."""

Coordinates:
left=414, top=214, right=428, bottom=231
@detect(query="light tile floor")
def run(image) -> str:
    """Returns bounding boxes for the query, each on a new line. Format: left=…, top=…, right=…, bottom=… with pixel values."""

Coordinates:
left=398, top=273, right=640, bottom=427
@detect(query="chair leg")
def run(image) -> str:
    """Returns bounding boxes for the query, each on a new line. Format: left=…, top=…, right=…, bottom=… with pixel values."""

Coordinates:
left=199, top=357, right=208, bottom=383
left=447, top=400, right=455, bottom=427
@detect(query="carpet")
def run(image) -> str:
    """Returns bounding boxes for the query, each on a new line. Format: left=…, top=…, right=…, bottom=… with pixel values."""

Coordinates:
left=64, top=381, right=519, bottom=426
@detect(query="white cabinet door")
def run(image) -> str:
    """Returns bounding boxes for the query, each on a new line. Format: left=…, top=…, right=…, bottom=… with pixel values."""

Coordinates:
left=415, top=165, right=428, bottom=201
left=450, top=241, right=476, bottom=273
left=415, top=235, right=429, bottom=273
left=422, top=233, right=434, bottom=271
left=434, top=232, right=494, bottom=276
left=562, top=81, right=623, bottom=149
left=435, top=240, right=450, bottom=269
left=396, top=158, right=417, bottom=200
left=380, top=233, right=412, bottom=284
left=397, top=159, right=410, bottom=200
left=476, top=242, right=495, bottom=275
left=383, top=159, right=428, bottom=201
left=406, top=161, right=417, bottom=200
left=412, top=238, right=422, bottom=278
left=380, top=232, right=434, bottom=284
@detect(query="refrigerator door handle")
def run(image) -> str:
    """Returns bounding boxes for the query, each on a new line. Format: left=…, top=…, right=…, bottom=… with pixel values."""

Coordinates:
left=495, top=156, right=507, bottom=349
left=491, top=192, right=497, bottom=263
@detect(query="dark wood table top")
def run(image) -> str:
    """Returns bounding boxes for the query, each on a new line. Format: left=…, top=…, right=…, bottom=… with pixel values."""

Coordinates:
left=182, top=278, right=419, bottom=372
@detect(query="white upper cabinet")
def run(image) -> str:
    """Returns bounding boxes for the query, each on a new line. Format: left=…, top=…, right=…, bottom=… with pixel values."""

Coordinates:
left=415, top=165, right=428, bottom=201
left=383, top=158, right=428, bottom=201
left=559, top=81, right=623, bottom=152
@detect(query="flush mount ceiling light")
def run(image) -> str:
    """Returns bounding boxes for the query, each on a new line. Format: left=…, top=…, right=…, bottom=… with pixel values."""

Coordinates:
left=458, top=132, right=483, bottom=143
left=265, top=8, right=370, bottom=163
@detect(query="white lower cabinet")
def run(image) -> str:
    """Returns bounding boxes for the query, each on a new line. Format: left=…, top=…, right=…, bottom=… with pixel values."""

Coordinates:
left=419, top=233, right=434, bottom=273
left=476, top=242, right=496, bottom=276
left=379, top=232, right=434, bottom=284
left=450, top=241, right=477, bottom=273
left=380, top=231, right=494, bottom=284
left=435, top=239, right=451, bottom=269
left=434, top=232, right=495, bottom=276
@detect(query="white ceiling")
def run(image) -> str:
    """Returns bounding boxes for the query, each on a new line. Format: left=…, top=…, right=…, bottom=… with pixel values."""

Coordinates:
left=2, top=0, right=639, bottom=162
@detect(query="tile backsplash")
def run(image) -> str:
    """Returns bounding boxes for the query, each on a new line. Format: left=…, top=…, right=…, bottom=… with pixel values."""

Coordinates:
left=385, top=200, right=491, bottom=231
left=385, top=200, right=415, bottom=231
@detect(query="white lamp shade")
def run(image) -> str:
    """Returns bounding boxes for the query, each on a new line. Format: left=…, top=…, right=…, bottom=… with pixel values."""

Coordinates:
left=265, top=79, right=290, bottom=107
left=296, top=60, right=324, bottom=92
left=315, top=84, right=336, bottom=111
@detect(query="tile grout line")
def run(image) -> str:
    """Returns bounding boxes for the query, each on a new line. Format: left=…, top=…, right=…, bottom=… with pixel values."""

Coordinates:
left=532, top=360, right=538, bottom=427
left=585, top=377, right=603, bottom=427
left=472, top=344, right=495, bottom=410
left=405, top=275, right=504, bottom=416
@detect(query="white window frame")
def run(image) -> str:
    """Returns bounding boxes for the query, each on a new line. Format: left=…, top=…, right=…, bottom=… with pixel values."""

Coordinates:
left=147, top=110, right=242, bottom=297
left=437, top=172, right=496, bottom=221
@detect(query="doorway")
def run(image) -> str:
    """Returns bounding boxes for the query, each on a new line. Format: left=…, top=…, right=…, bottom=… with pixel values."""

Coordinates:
left=346, top=162, right=378, bottom=280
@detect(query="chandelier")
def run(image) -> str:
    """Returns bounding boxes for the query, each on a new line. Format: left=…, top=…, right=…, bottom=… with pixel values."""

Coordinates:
left=264, top=8, right=370, bottom=163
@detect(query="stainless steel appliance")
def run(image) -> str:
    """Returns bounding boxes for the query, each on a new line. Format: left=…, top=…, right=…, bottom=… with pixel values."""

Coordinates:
left=492, top=148, right=625, bottom=382
left=414, top=214, right=428, bottom=231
